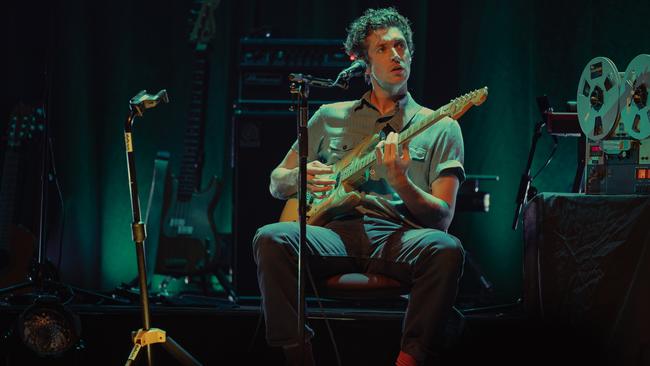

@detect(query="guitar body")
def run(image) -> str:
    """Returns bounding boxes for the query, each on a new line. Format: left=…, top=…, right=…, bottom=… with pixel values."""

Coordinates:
left=279, top=87, right=489, bottom=226
left=278, top=134, right=377, bottom=224
left=156, top=175, right=222, bottom=276
left=279, top=185, right=363, bottom=226
left=0, top=225, right=35, bottom=288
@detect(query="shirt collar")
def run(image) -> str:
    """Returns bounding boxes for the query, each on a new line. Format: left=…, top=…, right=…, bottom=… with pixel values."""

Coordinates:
left=354, top=91, right=422, bottom=131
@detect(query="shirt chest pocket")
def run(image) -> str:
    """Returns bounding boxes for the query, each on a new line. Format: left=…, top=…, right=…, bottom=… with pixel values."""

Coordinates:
left=409, top=145, right=428, bottom=162
left=406, top=144, right=430, bottom=190
left=325, top=136, right=356, bottom=163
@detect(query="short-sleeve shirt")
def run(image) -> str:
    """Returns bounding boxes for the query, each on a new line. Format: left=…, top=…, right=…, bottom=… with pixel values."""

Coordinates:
left=291, top=91, right=465, bottom=228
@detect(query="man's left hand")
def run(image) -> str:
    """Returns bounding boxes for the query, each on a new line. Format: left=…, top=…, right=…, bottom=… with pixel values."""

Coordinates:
left=375, top=131, right=411, bottom=189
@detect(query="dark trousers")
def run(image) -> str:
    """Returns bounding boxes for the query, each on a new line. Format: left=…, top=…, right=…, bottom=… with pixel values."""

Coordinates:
left=252, top=215, right=464, bottom=361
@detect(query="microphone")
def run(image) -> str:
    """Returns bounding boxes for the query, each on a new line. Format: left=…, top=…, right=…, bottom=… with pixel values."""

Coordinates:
left=129, top=89, right=170, bottom=117
left=336, top=59, right=367, bottom=81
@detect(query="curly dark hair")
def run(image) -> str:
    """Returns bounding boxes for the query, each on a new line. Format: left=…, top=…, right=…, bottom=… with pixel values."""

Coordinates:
left=344, top=7, right=414, bottom=62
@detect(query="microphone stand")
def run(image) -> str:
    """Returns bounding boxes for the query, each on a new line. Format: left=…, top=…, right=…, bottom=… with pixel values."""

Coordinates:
left=122, top=90, right=201, bottom=366
left=512, top=120, right=545, bottom=230
left=288, top=73, right=346, bottom=364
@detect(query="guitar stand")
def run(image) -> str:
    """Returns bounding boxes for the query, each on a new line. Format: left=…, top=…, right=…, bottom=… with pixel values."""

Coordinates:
left=213, top=267, right=238, bottom=302
left=155, top=267, right=237, bottom=302
left=0, top=103, right=120, bottom=305
left=122, top=90, right=201, bottom=366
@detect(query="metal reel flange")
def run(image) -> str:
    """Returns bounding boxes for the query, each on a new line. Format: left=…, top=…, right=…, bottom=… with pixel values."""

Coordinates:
left=621, top=54, right=650, bottom=140
left=577, top=56, right=622, bottom=141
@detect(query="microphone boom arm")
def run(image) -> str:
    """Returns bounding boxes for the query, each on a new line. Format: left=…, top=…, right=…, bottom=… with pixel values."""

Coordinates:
left=288, top=73, right=348, bottom=90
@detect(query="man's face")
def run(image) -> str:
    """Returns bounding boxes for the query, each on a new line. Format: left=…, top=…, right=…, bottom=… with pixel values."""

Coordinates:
left=365, top=26, right=411, bottom=93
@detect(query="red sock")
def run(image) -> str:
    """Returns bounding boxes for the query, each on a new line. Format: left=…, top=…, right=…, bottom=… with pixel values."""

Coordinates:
left=396, top=351, right=418, bottom=366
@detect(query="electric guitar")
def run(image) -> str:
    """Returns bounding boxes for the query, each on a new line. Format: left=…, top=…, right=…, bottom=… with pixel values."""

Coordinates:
left=0, top=104, right=43, bottom=287
left=279, top=87, right=488, bottom=226
left=156, top=0, right=224, bottom=276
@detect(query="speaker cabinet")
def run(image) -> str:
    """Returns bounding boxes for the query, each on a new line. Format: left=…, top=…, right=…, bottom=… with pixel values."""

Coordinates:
left=232, top=107, right=317, bottom=295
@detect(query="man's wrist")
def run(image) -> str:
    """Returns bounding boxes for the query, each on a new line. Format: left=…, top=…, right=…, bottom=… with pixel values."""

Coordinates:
left=390, top=173, right=411, bottom=192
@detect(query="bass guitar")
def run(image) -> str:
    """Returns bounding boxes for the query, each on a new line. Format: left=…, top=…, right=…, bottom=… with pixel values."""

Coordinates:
left=156, top=0, right=225, bottom=278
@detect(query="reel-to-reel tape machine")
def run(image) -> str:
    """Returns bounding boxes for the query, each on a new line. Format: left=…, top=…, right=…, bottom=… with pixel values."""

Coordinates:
left=577, top=54, right=650, bottom=194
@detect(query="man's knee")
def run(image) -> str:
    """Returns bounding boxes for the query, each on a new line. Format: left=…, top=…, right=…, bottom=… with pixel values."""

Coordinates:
left=420, top=231, right=464, bottom=272
left=252, top=222, right=298, bottom=264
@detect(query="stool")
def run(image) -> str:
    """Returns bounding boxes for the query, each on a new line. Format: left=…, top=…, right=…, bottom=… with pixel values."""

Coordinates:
left=319, top=273, right=410, bottom=300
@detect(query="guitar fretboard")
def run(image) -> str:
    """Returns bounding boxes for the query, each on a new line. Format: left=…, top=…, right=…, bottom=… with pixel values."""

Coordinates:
left=178, top=49, right=209, bottom=201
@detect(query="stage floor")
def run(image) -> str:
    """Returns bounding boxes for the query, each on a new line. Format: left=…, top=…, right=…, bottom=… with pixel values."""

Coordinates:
left=0, top=290, right=613, bottom=366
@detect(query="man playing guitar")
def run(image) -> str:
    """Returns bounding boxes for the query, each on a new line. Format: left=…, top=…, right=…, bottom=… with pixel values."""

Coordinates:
left=253, top=7, right=465, bottom=366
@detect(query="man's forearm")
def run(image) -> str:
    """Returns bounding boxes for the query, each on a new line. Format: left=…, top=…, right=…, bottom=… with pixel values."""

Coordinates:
left=269, top=167, right=298, bottom=199
left=392, top=176, right=453, bottom=231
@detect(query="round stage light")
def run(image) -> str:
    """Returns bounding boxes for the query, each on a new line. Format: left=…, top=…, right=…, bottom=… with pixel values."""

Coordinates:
left=16, top=295, right=81, bottom=357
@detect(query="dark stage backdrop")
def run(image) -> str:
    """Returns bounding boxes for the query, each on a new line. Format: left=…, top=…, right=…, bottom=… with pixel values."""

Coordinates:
left=3, top=0, right=649, bottom=301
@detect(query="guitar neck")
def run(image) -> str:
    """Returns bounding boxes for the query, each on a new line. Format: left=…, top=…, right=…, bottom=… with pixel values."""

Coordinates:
left=178, top=48, right=210, bottom=201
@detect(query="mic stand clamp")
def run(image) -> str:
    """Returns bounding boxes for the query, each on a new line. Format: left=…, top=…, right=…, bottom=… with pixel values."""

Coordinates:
left=122, top=90, right=201, bottom=366
left=288, top=74, right=345, bottom=364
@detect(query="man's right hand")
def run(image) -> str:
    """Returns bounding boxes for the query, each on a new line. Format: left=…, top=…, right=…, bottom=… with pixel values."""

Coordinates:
left=305, top=161, right=336, bottom=197
left=270, top=150, right=336, bottom=200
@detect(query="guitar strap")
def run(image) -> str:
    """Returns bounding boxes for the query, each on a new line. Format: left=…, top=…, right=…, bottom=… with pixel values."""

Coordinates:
left=399, top=105, right=425, bottom=135
left=379, top=123, right=396, bottom=140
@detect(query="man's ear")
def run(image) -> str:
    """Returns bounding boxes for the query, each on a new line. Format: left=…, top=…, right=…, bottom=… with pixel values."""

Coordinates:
left=362, top=57, right=372, bottom=84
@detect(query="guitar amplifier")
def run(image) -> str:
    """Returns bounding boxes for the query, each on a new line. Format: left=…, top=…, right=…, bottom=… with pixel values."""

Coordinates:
left=231, top=104, right=321, bottom=296
left=238, top=38, right=368, bottom=104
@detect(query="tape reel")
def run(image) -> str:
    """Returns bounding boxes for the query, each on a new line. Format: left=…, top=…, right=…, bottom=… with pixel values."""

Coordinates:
left=621, top=54, right=650, bottom=140
left=577, top=57, right=622, bottom=141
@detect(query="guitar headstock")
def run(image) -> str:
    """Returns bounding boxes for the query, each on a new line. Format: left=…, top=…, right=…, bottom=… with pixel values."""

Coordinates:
left=447, top=86, right=488, bottom=119
left=5, top=103, right=44, bottom=150
left=189, top=0, right=221, bottom=50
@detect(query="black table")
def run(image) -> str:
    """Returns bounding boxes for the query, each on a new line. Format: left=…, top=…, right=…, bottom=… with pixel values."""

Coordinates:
left=523, top=193, right=650, bottom=364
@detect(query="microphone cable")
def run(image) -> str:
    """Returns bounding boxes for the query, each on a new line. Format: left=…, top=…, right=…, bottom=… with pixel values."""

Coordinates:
left=531, top=136, right=559, bottom=181
left=305, top=259, right=343, bottom=366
